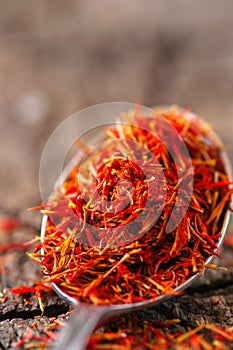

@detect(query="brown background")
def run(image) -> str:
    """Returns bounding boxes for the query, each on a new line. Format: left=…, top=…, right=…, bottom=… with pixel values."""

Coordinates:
left=0, top=0, right=233, bottom=212
left=0, top=1, right=233, bottom=348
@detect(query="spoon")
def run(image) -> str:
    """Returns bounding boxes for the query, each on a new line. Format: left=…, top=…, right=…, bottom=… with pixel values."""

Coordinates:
left=40, top=107, right=232, bottom=350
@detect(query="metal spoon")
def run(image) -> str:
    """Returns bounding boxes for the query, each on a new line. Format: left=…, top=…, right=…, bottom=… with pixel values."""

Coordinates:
left=40, top=109, right=232, bottom=350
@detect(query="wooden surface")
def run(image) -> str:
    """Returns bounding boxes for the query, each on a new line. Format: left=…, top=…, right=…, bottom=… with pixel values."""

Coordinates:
left=0, top=1, right=233, bottom=348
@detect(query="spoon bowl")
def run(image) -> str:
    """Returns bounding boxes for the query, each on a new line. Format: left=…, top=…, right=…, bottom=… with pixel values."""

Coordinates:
left=40, top=106, right=232, bottom=350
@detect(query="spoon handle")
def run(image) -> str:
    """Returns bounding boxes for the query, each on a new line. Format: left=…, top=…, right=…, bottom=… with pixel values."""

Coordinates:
left=53, top=304, right=108, bottom=350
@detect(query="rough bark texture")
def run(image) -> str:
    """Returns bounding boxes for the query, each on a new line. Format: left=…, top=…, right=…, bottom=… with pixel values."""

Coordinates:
left=0, top=1, right=233, bottom=349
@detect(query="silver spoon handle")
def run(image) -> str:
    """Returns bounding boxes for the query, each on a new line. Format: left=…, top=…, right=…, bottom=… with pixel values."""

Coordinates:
left=52, top=304, right=107, bottom=350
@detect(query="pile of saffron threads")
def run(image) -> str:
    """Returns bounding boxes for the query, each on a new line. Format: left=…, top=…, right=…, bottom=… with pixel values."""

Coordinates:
left=13, top=317, right=233, bottom=350
left=30, top=106, right=232, bottom=305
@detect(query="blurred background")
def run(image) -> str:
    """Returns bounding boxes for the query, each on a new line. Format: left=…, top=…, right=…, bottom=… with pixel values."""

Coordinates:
left=0, top=0, right=232, bottom=214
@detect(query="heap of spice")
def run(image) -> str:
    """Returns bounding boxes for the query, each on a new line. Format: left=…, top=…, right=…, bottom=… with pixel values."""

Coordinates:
left=30, top=106, right=232, bottom=305
left=13, top=316, right=233, bottom=350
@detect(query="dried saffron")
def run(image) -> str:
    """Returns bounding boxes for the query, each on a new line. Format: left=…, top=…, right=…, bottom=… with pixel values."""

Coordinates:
left=12, top=315, right=233, bottom=350
left=86, top=319, right=233, bottom=350
left=0, top=217, right=22, bottom=231
left=30, top=106, right=232, bottom=305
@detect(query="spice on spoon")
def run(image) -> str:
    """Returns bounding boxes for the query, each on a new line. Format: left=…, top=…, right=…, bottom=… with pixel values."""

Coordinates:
left=29, top=106, right=232, bottom=305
